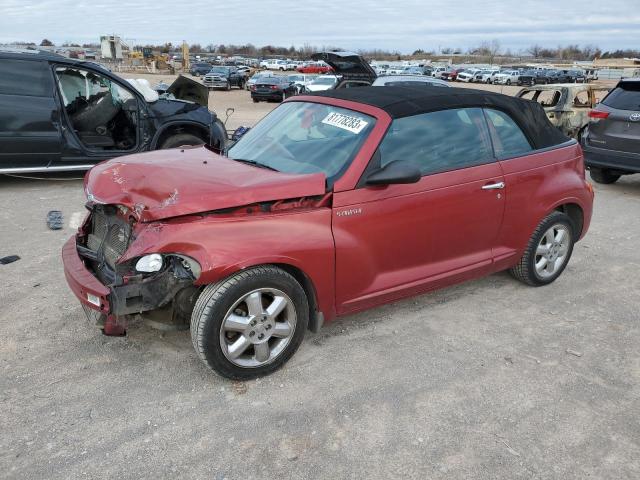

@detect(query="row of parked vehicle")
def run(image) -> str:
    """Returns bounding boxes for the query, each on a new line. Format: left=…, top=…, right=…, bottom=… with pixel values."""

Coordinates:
left=435, top=67, right=589, bottom=86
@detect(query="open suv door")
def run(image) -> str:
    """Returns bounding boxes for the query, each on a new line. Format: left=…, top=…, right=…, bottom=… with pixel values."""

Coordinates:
left=310, top=51, right=377, bottom=89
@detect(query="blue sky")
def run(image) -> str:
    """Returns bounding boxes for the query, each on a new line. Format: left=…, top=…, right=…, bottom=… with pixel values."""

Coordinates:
left=1, top=0, right=638, bottom=53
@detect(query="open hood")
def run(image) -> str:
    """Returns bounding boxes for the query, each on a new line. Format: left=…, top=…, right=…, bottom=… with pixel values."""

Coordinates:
left=84, top=146, right=326, bottom=222
left=311, top=51, right=377, bottom=82
left=166, top=75, right=209, bottom=107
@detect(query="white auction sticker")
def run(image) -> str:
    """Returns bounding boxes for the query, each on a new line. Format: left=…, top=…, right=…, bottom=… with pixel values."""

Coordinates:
left=321, top=112, right=369, bottom=134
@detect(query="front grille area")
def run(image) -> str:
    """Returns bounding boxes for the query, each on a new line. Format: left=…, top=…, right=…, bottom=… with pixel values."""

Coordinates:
left=85, top=207, right=132, bottom=269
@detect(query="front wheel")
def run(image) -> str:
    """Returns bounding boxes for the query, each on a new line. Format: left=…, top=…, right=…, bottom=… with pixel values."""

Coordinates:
left=190, top=266, right=309, bottom=379
left=510, top=211, right=575, bottom=286
left=590, top=168, right=620, bottom=184
left=160, top=133, right=205, bottom=149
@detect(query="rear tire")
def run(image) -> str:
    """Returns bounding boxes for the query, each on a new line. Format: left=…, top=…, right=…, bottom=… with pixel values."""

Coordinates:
left=590, top=168, right=620, bottom=184
left=510, top=211, right=575, bottom=286
left=190, top=266, right=309, bottom=379
left=160, top=133, right=205, bottom=149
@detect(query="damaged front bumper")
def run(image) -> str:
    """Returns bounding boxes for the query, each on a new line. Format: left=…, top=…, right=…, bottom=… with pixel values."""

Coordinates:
left=62, top=233, right=198, bottom=335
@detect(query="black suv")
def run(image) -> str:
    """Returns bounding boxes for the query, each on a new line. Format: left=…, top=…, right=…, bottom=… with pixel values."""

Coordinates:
left=582, top=78, right=640, bottom=183
left=202, top=66, right=246, bottom=90
left=0, top=50, right=227, bottom=174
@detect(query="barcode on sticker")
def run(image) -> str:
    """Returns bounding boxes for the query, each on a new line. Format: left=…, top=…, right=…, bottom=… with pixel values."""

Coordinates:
left=321, top=112, right=368, bottom=134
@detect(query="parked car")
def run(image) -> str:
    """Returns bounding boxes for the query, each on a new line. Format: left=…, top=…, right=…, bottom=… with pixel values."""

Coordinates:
left=287, top=73, right=314, bottom=94
left=189, top=62, right=212, bottom=77
left=431, top=66, right=447, bottom=78
left=581, top=78, right=640, bottom=183
left=62, top=85, right=593, bottom=379
left=456, top=69, right=481, bottom=83
left=297, top=61, right=333, bottom=74
left=517, top=70, right=536, bottom=86
left=310, top=51, right=377, bottom=89
left=493, top=70, right=520, bottom=85
left=202, top=66, right=246, bottom=90
left=440, top=68, right=464, bottom=81
left=541, top=70, right=572, bottom=84
left=303, top=75, right=339, bottom=92
left=563, top=70, right=586, bottom=83
left=372, top=75, right=449, bottom=88
left=474, top=69, right=501, bottom=83
left=246, top=71, right=276, bottom=90
left=0, top=50, right=227, bottom=174
left=517, top=84, right=610, bottom=137
left=250, top=76, right=297, bottom=102
left=262, top=60, right=292, bottom=71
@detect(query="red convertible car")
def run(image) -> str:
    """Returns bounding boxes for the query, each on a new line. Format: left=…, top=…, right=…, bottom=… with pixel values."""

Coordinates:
left=63, top=86, right=594, bottom=379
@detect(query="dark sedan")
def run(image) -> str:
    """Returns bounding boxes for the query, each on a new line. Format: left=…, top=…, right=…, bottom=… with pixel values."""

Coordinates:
left=250, top=77, right=297, bottom=102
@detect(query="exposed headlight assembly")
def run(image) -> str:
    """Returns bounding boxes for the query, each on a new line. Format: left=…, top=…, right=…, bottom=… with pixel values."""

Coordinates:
left=135, top=254, right=164, bottom=273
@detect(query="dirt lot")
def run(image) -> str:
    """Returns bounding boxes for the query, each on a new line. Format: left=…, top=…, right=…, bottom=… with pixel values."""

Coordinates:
left=1, top=76, right=639, bottom=480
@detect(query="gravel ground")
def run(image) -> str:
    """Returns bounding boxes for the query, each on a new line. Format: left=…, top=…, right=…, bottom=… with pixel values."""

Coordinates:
left=0, top=75, right=638, bottom=479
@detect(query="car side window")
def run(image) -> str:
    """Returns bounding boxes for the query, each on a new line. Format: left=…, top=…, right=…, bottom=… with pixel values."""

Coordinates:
left=0, top=59, right=53, bottom=97
left=484, top=109, right=533, bottom=159
left=378, top=108, right=494, bottom=176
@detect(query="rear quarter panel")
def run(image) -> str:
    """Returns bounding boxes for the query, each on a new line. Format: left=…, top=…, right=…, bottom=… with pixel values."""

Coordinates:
left=493, top=142, right=593, bottom=271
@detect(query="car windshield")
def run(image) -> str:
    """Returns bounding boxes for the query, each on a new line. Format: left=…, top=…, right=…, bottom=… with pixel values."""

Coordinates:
left=311, top=77, right=337, bottom=85
left=227, top=102, right=375, bottom=186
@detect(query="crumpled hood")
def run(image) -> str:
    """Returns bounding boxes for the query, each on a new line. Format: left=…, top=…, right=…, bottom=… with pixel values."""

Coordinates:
left=84, top=146, right=326, bottom=222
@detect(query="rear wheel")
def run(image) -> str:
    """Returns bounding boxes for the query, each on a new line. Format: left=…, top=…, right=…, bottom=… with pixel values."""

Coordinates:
left=510, top=211, right=575, bottom=286
left=160, top=133, right=205, bottom=149
left=590, top=168, right=620, bottom=184
left=190, top=266, right=309, bottom=379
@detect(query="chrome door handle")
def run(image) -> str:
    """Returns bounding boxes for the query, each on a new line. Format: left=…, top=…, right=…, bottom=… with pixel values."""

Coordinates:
left=482, top=182, right=505, bottom=190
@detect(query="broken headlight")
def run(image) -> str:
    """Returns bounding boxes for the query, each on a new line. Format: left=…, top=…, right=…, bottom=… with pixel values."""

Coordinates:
left=135, top=254, right=163, bottom=273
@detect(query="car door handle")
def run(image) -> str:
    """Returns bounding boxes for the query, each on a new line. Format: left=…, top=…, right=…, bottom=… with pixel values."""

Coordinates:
left=482, top=182, right=505, bottom=190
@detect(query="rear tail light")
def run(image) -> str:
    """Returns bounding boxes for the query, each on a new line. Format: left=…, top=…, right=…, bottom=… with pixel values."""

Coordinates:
left=250, top=85, right=256, bottom=91
left=588, top=110, right=609, bottom=119
left=270, top=85, right=279, bottom=90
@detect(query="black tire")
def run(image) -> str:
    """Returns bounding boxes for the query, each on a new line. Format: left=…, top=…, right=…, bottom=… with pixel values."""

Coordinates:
left=160, top=133, right=205, bottom=149
left=190, top=266, right=309, bottom=379
left=252, top=98, right=259, bottom=103
left=510, top=211, right=575, bottom=286
left=506, top=79, right=511, bottom=85
left=590, top=168, right=620, bottom=184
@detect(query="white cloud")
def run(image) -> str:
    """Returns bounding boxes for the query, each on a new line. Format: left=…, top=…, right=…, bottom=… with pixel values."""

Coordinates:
left=0, top=0, right=638, bottom=52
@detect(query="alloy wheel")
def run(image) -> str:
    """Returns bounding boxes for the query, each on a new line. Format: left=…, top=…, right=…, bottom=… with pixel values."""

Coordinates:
left=534, top=224, right=571, bottom=279
left=219, top=288, right=297, bottom=368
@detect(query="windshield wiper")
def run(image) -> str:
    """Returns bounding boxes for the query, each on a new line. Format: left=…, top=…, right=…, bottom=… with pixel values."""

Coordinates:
left=231, top=158, right=279, bottom=172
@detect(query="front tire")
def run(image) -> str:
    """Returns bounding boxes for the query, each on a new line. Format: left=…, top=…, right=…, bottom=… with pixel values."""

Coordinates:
left=191, top=266, right=309, bottom=379
left=590, top=168, right=620, bottom=184
left=510, top=212, right=575, bottom=286
left=160, top=133, right=205, bottom=149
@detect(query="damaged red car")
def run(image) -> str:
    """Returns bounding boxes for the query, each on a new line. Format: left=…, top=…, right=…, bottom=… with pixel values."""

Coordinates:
left=63, top=86, right=594, bottom=379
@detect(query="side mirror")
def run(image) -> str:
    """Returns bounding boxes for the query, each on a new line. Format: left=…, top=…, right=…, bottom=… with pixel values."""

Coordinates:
left=365, top=160, right=421, bottom=186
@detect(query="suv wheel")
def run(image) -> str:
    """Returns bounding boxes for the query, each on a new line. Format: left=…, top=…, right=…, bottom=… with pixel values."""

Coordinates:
left=590, top=168, right=620, bottom=184
left=160, top=133, right=205, bottom=149
left=191, top=266, right=309, bottom=379
left=510, top=211, right=575, bottom=286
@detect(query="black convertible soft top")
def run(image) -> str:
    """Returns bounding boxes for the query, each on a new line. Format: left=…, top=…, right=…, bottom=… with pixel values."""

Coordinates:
left=308, top=86, right=570, bottom=150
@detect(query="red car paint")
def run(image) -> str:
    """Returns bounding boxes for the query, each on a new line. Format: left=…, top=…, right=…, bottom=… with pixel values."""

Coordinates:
left=297, top=64, right=333, bottom=74
left=85, top=146, right=326, bottom=222
left=63, top=94, right=594, bottom=329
